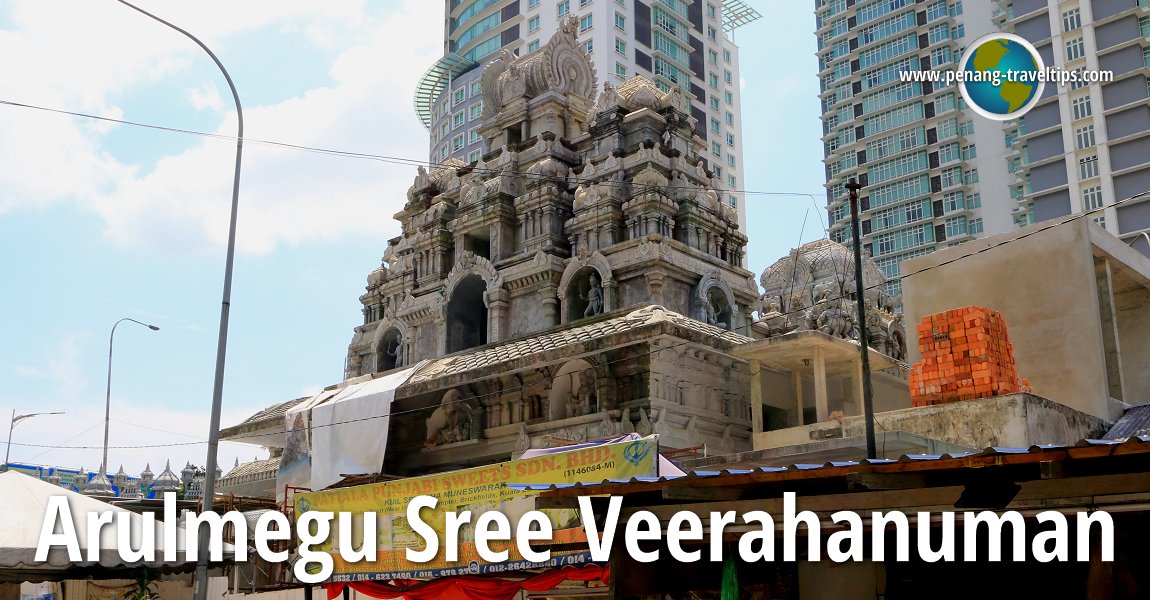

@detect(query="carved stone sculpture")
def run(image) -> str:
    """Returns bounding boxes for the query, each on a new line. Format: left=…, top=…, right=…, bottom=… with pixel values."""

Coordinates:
left=566, top=369, right=597, bottom=418
left=583, top=272, right=604, bottom=317
left=425, top=389, right=469, bottom=447
left=385, top=334, right=404, bottom=368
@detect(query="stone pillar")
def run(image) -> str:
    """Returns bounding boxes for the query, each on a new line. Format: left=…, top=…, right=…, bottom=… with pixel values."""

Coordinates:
left=813, top=346, right=829, bottom=423
left=435, top=310, right=447, bottom=357
left=793, top=371, right=805, bottom=427
left=646, top=272, right=666, bottom=306
left=749, top=359, right=763, bottom=435
left=853, top=356, right=865, bottom=417
left=540, top=285, right=560, bottom=328
left=486, top=288, right=510, bottom=343
left=603, top=280, right=618, bottom=313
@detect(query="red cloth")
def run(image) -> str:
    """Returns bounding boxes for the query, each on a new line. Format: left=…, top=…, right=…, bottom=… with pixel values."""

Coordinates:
left=325, top=565, right=610, bottom=600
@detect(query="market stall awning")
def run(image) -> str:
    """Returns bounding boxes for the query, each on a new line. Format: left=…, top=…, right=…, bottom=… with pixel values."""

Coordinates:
left=0, top=471, right=224, bottom=583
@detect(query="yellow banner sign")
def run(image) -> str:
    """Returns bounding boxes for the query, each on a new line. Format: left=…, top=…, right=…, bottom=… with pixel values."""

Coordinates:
left=296, top=435, right=659, bottom=581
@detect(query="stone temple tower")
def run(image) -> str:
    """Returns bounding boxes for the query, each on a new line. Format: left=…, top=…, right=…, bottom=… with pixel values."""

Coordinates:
left=345, top=16, right=758, bottom=377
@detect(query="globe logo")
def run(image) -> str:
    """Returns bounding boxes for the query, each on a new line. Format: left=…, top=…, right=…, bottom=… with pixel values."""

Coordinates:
left=957, top=33, right=1046, bottom=121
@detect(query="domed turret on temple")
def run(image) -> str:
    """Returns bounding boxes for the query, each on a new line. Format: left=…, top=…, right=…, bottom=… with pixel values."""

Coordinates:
left=152, top=460, right=182, bottom=495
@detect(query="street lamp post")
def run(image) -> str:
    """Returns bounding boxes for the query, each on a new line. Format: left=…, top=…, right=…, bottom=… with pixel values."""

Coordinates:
left=114, top=3, right=243, bottom=598
left=846, top=178, right=878, bottom=460
left=4, top=410, right=65, bottom=471
left=85, top=317, right=159, bottom=496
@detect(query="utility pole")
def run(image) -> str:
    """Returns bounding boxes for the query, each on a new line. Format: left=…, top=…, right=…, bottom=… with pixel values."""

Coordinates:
left=846, top=177, right=878, bottom=460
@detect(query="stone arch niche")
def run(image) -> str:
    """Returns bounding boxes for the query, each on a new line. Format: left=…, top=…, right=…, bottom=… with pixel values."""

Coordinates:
left=557, top=251, right=615, bottom=324
left=693, top=272, right=738, bottom=330
left=547, top=359, right=598, bottom=420
left=370, top=318, right=411, bottom=371
left=446, top=275, right=489, bottom=354
left=376, top=327, right=404, bottom=372
left=441, top=251, right=507, bottom=354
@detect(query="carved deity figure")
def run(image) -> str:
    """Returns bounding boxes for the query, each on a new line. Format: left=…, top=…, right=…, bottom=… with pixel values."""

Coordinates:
left=594, top=81, right=619, bottom=114
left=385, top=335, right=404, bottom=368
left=567, top=369, right=597, bottom=418
left=345, top=354, right=362, bottom=379
left=425, top=389, right=469, bottom=447
left=583, top=273, right=604, bottom=317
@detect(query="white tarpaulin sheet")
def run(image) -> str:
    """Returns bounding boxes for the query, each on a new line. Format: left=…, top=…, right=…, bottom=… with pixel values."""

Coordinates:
left=309, top=361, right=426, bottom=491
left=276, top=388, right=340, bottom=502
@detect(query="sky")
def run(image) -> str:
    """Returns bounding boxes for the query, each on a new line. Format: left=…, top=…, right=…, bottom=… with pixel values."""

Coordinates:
left=0, top=0, right=825, bottom=478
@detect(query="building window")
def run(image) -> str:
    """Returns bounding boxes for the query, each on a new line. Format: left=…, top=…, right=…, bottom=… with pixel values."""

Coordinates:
left=1083, top=185, right=1104, bottom=212
left=453, top=88, right=466, bottom=105
left=584, top=39, right=594, bottom=52
left=707, top=26, right=717, bottom=40
left=711, top=118, right=721, bottom=133
left=725, top=111, right=734, bottom=125
left=708, top=50, right=718, bottom=64
left=1066, top=36, right=1085, bottom=62
left=707, top=3, right=717, bottom=18
left=725, top=90, right=733, bottom=104
left=722, top=49, right=731, bottom=63
left=1072, top=94, right=1092, bottom=120
left=968, top=218, right=984, bottom=235
left=529, top=15, right=540, bottom=31
left=615, top=62, right=627, bottom=78
left=615, top=37, right=626, bottom=54
left=470, top=80, right=482, bottom=96
left=615, top=12, right=626, bottom=30
left=468, top=128, right=480, bottom=144
left=1070, top=67, right=1089, bottom=90
left=468, top=150, right=481, bottom=163
left=1062, top=8, right=1081, bottom=32
left=712, top=141, right=722, bottom=156
left=727, top=133, right=735, bottom=146
left=729, top=175, right=736, bottom=187
left=945, top=216, right=967, bottom=237
left=709, top=96, right=719, bottom=109
left=558, top=1, right=570, bottom=16
left=723, top=69, right=732, bottom=84
left=580, top=14, right=593, bottom=31
left=452, top=134, right=464, bottom=151
left=1079, top=155, right=1099, bottom=179
left=528, top=39, right=540, bottom=52
left=727, top=154, right=735, bottom=167
left=470, top=102, right=483, bottom=120
left=709, top=73, right=719, bottom=87
left=581, top=0, right=592, bottom=5
left=1075, top=124, right=1096, bottom=149
left=1141, top=16, right=1150, bottom=38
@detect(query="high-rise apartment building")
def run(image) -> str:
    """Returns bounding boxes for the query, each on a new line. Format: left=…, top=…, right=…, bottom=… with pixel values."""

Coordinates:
left=997, top=0, right=1150, bottom=255
left=816, top=0, right=1017, bottom=295
left=415, top=0, right=761, bottom=230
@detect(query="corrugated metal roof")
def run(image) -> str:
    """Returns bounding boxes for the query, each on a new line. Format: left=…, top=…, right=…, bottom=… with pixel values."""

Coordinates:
left=1104, top=404, right=1150, bottom=440
left=508, top=436, right=1150, bottom=493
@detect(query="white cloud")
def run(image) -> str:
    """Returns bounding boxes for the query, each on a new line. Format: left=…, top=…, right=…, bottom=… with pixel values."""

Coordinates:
left=187, top=84, right=225, bottom=113
left=0, top=0, right=440, bottom=255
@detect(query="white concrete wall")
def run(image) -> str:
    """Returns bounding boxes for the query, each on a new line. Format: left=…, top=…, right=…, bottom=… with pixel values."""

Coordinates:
left=902, top=219, right=1115, bottom=420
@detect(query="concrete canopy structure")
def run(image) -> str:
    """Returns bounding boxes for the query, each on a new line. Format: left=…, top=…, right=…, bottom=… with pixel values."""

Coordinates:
left=902, top=217, right=1150, bottom=422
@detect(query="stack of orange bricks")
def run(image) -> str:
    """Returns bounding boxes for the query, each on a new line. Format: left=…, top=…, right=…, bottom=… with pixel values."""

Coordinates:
left=908, top=306, right=1027, bottom=407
